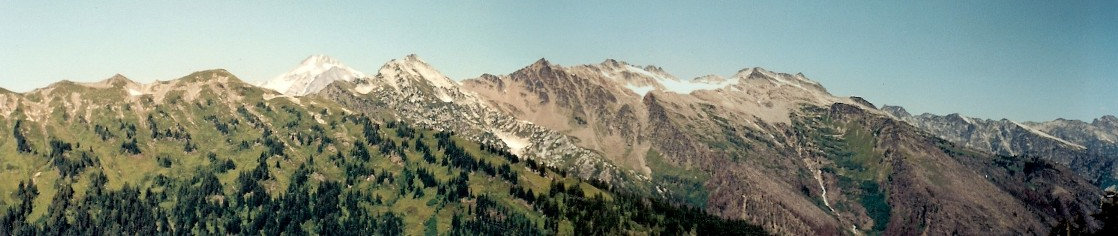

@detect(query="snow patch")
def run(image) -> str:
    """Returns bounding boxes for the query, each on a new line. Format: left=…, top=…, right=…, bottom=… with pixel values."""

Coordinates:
left=354, top=84, right=374, bottom=94
left=436, top=92, right=454, bottom=103
left=1011, top=120, right=1086, bottom=149
left=594, top=61, right=740, bottom=94
left=624, top=65, right=672, bottom=82
left=815, top=169, right=837, bottom=213
left=625, top=84, right=655, bottom=97
left=660, top=78, right=737, bottom=93
left=960, top=115, right=974, bottom=124
left=493, top=131, right=530, bottom=156
left=127, top=88, right=146, bottom=96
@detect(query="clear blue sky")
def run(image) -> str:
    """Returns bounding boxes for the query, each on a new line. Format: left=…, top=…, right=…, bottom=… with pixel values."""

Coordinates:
left=1, top=1, right=1115, bottom=121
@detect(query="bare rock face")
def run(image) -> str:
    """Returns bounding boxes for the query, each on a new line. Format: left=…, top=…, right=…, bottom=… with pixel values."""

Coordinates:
left=313, top=55, right=626, bottom=183
left=462, top=59, right=654, bottom=175
left=267, top=54, right=1106, bottom=235
left=460, top=58, right=1103, bottom=235
left=848, top=96, right=876, bottom=109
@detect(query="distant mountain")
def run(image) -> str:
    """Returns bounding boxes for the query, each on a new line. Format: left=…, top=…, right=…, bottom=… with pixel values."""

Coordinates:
left=260, top=55, right=367, bottom=96
left=883, top=105, right=1118, bottom=187
left=881, top=106, right=1087, bottom=155
left=1026, top=116, right=1118, bottom=186
left=1026, top=116, right=1118, bottom=148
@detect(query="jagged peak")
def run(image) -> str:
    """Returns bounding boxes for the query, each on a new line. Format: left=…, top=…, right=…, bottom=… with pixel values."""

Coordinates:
left=597, top=58, right=663, bottom=71
left=590, top=59, right=677, bottom=82
left=732, top=66, right=826, bottom=93
left=732, top=67, right=770, bottom=80
left=601, top=58, right=625, bottom=67
left=881, top=105, right=911, bottom=118
left=511, top=58, right=560, bottom=76
left=735, top=66, right=761, bottom=74
left=945, top=113, right=974, bottom=124
left=384, top=54, right=436, bottom=69
left=376, top=54, right=457, bottom=89
left=598, top=58, right=665, bottom=71
left=529, top=58, right=555, bottom=69
left=478, top=73, right=499, bottom=80
left=1095, top=115, right=1118, bottom=126
left=733, top=67, right=813, bottom=80
left=849, top=96, right=877, bottom=109
left=403, top=54, right=425, bottom=62
left=643, top=65, right=669, bottom=75
left=792, top=72, right=822, bottom=85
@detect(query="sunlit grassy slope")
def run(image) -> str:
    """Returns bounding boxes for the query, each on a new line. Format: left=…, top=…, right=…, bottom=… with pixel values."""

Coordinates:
left=0, top=70, right=763, bottom=235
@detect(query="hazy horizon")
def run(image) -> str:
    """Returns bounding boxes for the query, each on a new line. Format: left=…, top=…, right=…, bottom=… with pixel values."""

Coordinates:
left=1, top=1, right=1114, bottom=122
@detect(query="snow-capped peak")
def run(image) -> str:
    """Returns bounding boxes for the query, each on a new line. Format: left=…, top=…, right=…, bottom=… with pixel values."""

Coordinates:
left=374, top=54, right=458, bottom=90
left=301, top=54, right=342, bottom=66
left=261, top=55, right=367, bottom=96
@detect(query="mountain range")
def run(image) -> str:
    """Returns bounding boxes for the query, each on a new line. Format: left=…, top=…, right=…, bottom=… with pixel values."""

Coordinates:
left=883, top=105, right=1118, bottom=188
left=0, top=54, right=1114, bottom=235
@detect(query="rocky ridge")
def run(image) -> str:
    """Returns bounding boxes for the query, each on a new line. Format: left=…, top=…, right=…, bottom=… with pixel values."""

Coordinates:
left=883, top=105, right=1118, bottom=187
left=459, top=58, right=1100, bottom=234
left=315, top=55, right=628, bottom=183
